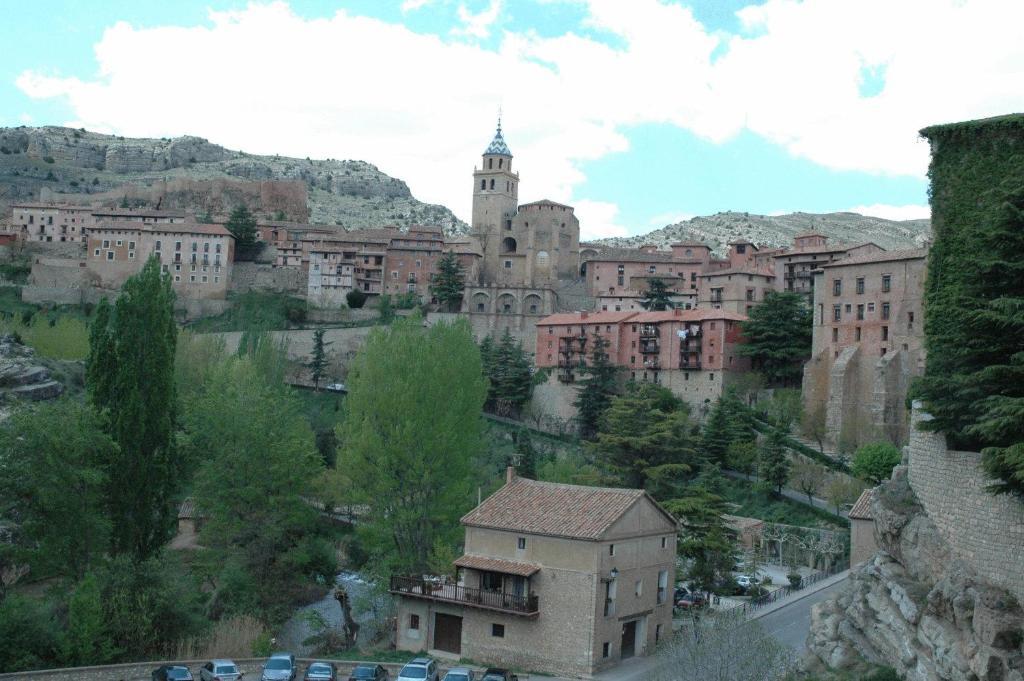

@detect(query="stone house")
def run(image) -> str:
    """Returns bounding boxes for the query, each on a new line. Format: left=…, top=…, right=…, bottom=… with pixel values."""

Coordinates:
left=848, top=488, right=877, bottom=566
left=391, top=471, right=678, bottom=677
left=698, top=266, right=777, bottom=315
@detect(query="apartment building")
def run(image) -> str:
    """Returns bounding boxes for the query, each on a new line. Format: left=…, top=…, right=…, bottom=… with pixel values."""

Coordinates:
left=384, top=226, right=445, bottom=299
left=802, top=248, right=927, bottom=448
left=392, top=470, right=678, bottom=677
left=768, top=233, right=883, bottom=300
left=86, top=221, right=233, bottom=299
left=8, top=203, right=97, bottom=243
left=583, top=243, right=715, bottom=312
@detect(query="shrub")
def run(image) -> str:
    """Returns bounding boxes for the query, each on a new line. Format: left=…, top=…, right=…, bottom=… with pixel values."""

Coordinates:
left=787, top=571, right=803, bottom=589
left=43, top=155, right=55, bottom=164
left=851, top=442, right=902, bottom=484
left=346, top=288, right=367, bottom=309
left=0, top=595, right=63, bottom=672
left=285, top=299, right=307, bottom=325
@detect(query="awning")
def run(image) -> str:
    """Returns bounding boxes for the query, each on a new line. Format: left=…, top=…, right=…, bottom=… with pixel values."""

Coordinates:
left=454, top=554, right=541, bottom=577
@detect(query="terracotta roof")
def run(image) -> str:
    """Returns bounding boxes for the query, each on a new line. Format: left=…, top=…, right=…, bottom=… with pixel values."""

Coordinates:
left=700, top=267, right=775, bottom=278
left=820, top=248, right=927, bottom=269
left=629, top=308, right=748, bottom=323
left=583, top=249, right=678, bottom=264
left=723, top=514, right=765, bottom=532
left=91, top=208, right=188, bottom=218
left=92, top=221, right=231, bottom=237
left=454, top=555, right=541, bottom=577
left=536, top=311, right=638, bottom=326
left=461, top=477, right=676, bottom=540
left=519, top=199, right=573, bottom=210
left=849, top=489, right=874, bottom=520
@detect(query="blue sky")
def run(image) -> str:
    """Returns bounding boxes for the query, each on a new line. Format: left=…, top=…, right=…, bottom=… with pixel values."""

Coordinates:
left=4, top=1, right=1022, bottom=237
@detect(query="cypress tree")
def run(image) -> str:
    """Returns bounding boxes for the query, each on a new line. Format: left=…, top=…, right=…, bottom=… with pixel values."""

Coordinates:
left=573, top=331, right=619, bottom=440
left=307, top=328, right=331, bottom=390
left=88, top=257, right=179, bottom=560
left=225, top=205, right=258, bottom=253
left=758, top=427, right=791, bottom=495
left=429, top=251, right=466, bottom=312
left=738, top=291, right=812, bottom=387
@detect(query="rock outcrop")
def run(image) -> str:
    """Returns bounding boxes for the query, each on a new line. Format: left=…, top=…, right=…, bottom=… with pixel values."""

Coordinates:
left=0, top=334, right=65, bottom=405
left=808, top=467, right=1024, bottom=681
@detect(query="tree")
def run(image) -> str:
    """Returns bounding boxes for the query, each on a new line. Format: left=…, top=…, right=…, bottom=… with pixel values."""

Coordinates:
left=225, top=205, right=259, bottom=254
left=758, top=428, right=791, bottom=495
left=511, top=431, right=539, bottom=480
left=0, top=399, right=114, bottom=579
left=62, top=573, right=116, bottom=666
left=789, top=457, right=828, bottom=503
left=573, top=331, right=619, bottom=440
left=482, top=329, right=533, bottom=416
left=187, top=356, right=327, bottom=616
left=825, top=474, right=866, bottom=516
left=701, top=392, right=750, bottom=465
left=663, top=473, right=735, bottom=594
left=429, top=251, right=466, bottom=312
left=376, top=293, right=395, bottom=323
left=590, top=382, right=699, bottom=489
left=738, top=291, right=812, bottom=386
left=640, top=278, right=674, bottom=311
left=87, top=257, right=179, bottom=560
left=0, top=595, right=62, bottom=673
left=851, top=442, right=902, bottom=484
left=801, top=402, right=828, bottom=453
left=307, top=328, right=332, bottom=390
left=725, top=440, right=758, bottom=476
left=760, top=388, right=803, bottom=430
left=346, top=288, right=367, bottom=309
left=339, top=314, right=487, bottom=576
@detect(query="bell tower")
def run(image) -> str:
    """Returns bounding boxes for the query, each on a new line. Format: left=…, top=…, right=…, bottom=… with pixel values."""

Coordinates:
left=472, top=118, right=519, bottom=284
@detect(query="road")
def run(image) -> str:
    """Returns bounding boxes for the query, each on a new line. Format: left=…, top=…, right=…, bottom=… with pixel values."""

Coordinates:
left=722, top=469, right=846, bottom=518
left=757, top=577, right=847, bottom=651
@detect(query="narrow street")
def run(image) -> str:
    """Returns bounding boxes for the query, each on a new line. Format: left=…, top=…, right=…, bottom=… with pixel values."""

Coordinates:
left=757, top=577, right=847, bottom=651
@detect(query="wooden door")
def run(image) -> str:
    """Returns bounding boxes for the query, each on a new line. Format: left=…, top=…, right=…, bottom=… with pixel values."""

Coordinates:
left=620, top=620, right=637, bottom=659
left=434, top=613, right=463, bottom=655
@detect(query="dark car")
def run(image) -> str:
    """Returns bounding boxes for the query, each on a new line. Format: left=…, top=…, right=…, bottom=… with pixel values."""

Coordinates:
left=304, top=662, right=338, bottom=681
left=480, top=669, right=518, bottom=681
left=348, top=664, right=388, bottom=681
left=675, top=591, right=707, bottom=609
left=154, top=666, right=195, bottom=681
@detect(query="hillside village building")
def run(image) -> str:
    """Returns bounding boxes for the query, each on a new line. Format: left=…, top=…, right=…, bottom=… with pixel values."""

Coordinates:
left=391, top=471, right=677, bottom=677
left=583, top=243, right=713, bottom=312
left=801, top=248, right=927, bottom=449
left=6, top=203, right=187, bottom=243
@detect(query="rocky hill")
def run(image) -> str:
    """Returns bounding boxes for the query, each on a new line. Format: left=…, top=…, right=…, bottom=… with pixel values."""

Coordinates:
left=0, top=126, right=467, bottom=233
left=592, top=210, right=931, bottom=254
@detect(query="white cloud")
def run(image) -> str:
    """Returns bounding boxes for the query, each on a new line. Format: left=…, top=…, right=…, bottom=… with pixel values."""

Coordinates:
left=453, top=0, right=502, bottom=39
left=14, top=0, right=1024, bottom=228
left=845, top=203, right=931, bottom=221
left=18, top=113, right=34, bottom=124
left=574, top=199, right=629, bottom=239
left=401, top=0, right=435, bottom=11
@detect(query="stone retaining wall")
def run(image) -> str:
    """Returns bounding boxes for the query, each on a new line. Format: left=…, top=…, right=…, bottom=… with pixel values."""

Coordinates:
left=906, top=404, right=1024, bottom=602
left=230, top=262, right=305, bottom=294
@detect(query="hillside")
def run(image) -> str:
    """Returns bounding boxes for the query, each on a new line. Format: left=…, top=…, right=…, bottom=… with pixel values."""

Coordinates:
left=592, top=210, right=931, bottom=254
left=0, top=126, right=467, bottom=233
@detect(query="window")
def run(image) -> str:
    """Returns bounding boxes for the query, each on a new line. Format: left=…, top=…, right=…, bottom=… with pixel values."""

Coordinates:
left=174, top=275, right=181, bottom=282
left=604, top=579, right=617, bottom=617
left=832, top=327, right=839, bottom=343
left=855, top=327, right=861, bottom=341
left=106, top=251, right=114, bottom=260
left=856, top=277, right=864, bottom=294
left=656, top=624, right=663, bottom=643
left=93, top=248, right=100, bottom=257
left=635, top=579, right=643, bottom=598
left=881, top=302, right=891, bottom=320
left=202, top=276, right=208, bottom=283
left=102, top=239, right=110, bottom=248
left=116, top=239, right=122, bottom=247
left=128, top=250, right=135, bottom=259
left=191, top=242, right=198, bottom=252
left=657, top=570, right=668, bottom=604
left=517, top=537, right=526, bottom=550
left=175, top=241, right=182, bottom=251
left=661, top=536, right=668, bottom=549
left=746, top=288, right=755, bottom=301
left=190, top=275, right=196, bottom=282
left=602, top=642, right=610, bottom=658
left=882, top=326, right=889, bottom=341
left=480, top=180, right=486, bottom=190
left=410, top=614, right=420, bottom=630
left=504, top=260, right=512, bottom=269
left=491, top=623, right=505, bottom=638
left=833, top=305, right=841, bottom=322
left=868, top=302, right=876, bottom=313
left=648, top=265, right=656, bottom=273
left=908, top=311, right=915, bottom=329
left=833, top=279, right=842, bottom=296
left=415, top=259, right=421, bottom=268
left=609, top=544, right=615, bottom=556
left=215, top=243, right=222, bottom=253
left=882, top=274, right=892, bottom=292
left=857, top=304, right=864, bottom=320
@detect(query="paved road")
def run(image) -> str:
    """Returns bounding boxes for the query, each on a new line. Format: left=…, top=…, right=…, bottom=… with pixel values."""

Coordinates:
left=757, top=577, right=847, bottom=651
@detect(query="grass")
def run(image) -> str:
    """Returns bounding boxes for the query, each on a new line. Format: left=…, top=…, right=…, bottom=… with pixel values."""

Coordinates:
left=0, top=314, right=90, bottom=359
left=188, top=291, right=311, bottom=332
left=718, top=476, right=848, bottom=529
left=0, top=258, right=31, bottom=284
left=0, top=285, right=38, bottom=319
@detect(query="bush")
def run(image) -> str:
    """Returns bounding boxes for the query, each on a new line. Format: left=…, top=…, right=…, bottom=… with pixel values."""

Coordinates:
left=43, top=155, right=55, bottom=164
left=285, top=299, right=307, bottom=325
left=787, top=571, right=803, bottom=589
left=346, top=289, right=367, bottom=309
left=0, top=595, right=63, bottom=672
left=851, top=442, right=902, bottom=484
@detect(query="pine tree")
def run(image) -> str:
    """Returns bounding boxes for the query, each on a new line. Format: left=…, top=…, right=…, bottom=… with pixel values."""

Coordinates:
left=573, top=331, right=619, bottom=440
left=493, top=329, right=533, bottom=415
left=738, top=291, right=812, bottom=387
left=307, top=328, right=332, bottom=390
left=758, top=427, right=791, bottom=495
left=87, top=257, right=179, bottom=560
left=663, top=473, right=736, bottom=594
left=640, top=278, right=674, bottom=311
left=479, top=334, right=498, bottom=406
left=377, top=294, right=395, bottom=323
left=225, top=205, right=258, bottom=254
left=429, top=251, right=466, bottom=312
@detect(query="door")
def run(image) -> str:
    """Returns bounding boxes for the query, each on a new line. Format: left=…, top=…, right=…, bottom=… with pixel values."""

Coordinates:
left=621, top=620, right=637, bottom=659
left=434, top=613, right=463, bottom=655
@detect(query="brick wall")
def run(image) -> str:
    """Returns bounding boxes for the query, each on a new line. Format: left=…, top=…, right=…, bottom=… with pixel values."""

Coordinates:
left=906, top=404, right=1024, bottom=602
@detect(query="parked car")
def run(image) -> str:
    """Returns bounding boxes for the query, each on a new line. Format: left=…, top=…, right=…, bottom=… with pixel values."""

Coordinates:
left=349, top=664, right=388, bottom=681
left=480, top=669, right=518, bottom=681
left=736, top=574, right=758, bottom=589
left=200, top=660, right=243, bottom=681
left=675, top=591, right=707, bottom=609
left=396, top=658, right=439, bottom=681
left=325, top=383, right=346, bottom=393
left=153, top=666, right=195, bottom=681
left=262, top=653, right=297, bottom=681
left=441, top=668, right=474, bottom=681
left=305, top=662, right=338, bottom=681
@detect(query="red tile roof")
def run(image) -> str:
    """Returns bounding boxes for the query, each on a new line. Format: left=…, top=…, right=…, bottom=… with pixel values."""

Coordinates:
left=461, top=477, right=676, bottom=540
left=848, top=489, right=874, bottom=520
left=820, top=248, right=927, bottom=269
left=628, top=308, right=748, bottom=323
left=700, top=267, right=776, bottom=278
left=454, top=554, right=541, bottom=576
left=536, top=311, right=638, bottom=326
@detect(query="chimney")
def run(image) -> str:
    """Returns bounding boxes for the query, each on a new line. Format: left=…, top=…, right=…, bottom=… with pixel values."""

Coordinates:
left=506, top=466, right=516, bottom=484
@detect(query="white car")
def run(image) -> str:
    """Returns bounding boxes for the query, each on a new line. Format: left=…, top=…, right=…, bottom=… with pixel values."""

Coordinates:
left=325, top=383, right=346, bottom=393
left=200, top=660, right=242, bottom=681
left=396, top=658, right=439, bottom=681
left=736, top=574, right=757, bottom=589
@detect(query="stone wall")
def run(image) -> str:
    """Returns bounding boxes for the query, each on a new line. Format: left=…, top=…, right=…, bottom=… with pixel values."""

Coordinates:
left=229, top=262, right=305, bottom=294
left=906, top=406, right=1024, bottom=603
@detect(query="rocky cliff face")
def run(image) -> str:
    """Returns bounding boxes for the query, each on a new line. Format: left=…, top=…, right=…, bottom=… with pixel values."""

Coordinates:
left=0, top=126, right=467, bottom=233
left=808, top=468, right=1024, bottom=681
left=593, top=211, right=931, bottom=254
left=0, top=334, right=65, bottom=408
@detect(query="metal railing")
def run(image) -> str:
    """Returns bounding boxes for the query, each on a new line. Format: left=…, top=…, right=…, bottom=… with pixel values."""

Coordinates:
left=389, top=576, right=539, bottom=616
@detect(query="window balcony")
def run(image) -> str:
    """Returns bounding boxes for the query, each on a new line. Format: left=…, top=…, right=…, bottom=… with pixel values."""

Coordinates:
left=639, top=325, right=659, bottom=338
left=640, top=341, right=660, bottom=354
left=390, top=576, right=539, bottom=617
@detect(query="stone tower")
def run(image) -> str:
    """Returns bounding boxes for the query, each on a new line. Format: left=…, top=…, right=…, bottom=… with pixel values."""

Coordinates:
left=472, top=119, right=519, bottom=284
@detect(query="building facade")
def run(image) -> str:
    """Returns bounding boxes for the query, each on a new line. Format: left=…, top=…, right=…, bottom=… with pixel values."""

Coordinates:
left=802, top=249, right=927, bottom=449
left=391, top=472, right=678, bottom=677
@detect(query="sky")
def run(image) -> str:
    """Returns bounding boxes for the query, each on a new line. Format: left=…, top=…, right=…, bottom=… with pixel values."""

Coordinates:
left=3, top=0, right=1024, bottom=239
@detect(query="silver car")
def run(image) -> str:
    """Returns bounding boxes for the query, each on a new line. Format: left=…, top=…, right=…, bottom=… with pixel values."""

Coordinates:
left=442, top=668, right=474, bottom=681
left=200, top=660, right=243, bottom=681
left=395, top=658, right=438, bottom=681
left=262, top=653, right=297, bottom=681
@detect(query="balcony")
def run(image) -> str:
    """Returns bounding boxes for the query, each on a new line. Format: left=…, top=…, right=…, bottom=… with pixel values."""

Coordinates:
left=680, top=359, right=702, bottom=370
left=639, top=340, right=660, bottom=354
left=639, top=325, right=659, bottom=338
left=643, top=358, right=661, bottom=370
left=390, top=576, right=539, bottom=617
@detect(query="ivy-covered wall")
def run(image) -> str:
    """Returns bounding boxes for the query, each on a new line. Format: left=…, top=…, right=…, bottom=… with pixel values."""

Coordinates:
left=917, top=114, right=1024, bottom=494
